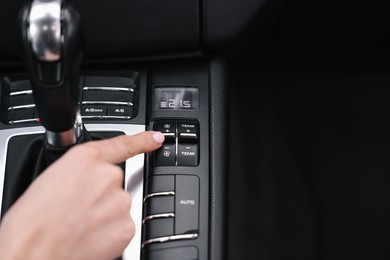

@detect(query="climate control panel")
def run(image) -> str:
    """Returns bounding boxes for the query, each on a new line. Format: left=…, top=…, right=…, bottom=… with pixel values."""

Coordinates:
left=153, top=119, right=199, bottom=167
left=142, top=62, right=209, bottom=260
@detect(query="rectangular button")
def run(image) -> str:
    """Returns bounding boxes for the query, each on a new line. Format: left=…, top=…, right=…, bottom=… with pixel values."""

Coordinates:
left=146, top=175, right=175, bottom=194
left=175, top=175, right=199, bottom=235
left=9, top=94, right=35, bottom=107
left=153, top=120, right=176, bottom=143
left=84, top=76, right=135, bottom=88
left=145, top=196, right=175, bottom=216
left=8, top=108, right=34, bottom=121
left=154, top=144, right=176, bottom=166
left=143, top=218, right=174, bottom=241
left=178, top=120, right=199, bottom=143
left=81, top=105, right=107, bottom=117
left=177, top=144, right=198, bottom=166
left=178, top=121, right=198, bottom=133
left=146, top=246, right=198, bottom=260
left=10, top=80, right=31, bottom=92
left=107, top=105, right=132, bottom=117
left=83, top=90, right=133, bottom=103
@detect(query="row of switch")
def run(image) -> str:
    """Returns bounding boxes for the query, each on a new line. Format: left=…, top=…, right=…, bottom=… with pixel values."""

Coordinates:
left=153, top=120, right=199, bottom=167
left=80, top=83, right=134, bottom=119
left=80, top=104, right=133, bottom=119
left=8, top=86, right=38, bottom=124
left=142, top=175, right=199, bottom=249
left=6, top=77, right=136, bottom=124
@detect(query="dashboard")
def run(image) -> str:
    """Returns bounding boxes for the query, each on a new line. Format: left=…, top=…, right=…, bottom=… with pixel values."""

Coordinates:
left=1, top=0, right=390, bottom=260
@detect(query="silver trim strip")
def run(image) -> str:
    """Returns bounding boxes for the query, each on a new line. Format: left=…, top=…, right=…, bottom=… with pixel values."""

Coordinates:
left=142, top=233, right=199, bottom=248
left=10, top=90, right=33, bottom=96
left=8, top=104, right=36, bottom=111
left=82, top=101, right=133, bottom=107
left=9, top=119, right=39, bottom=125
left=83, top=87, right=134, bottom=92
left=142, top=213, right=175, bottom=224
left=179, top=133, right=197, bottom=138
left=163, top=133, right=175, bottom=137
left=82, top=116, right=131, bottom=120
left=0, top=124, right=145, bottom=260
left=143, top=191, right=175, bottom=203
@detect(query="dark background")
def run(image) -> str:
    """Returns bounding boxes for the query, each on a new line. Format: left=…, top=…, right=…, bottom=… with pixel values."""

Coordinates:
left=226, top=0, right=390, bottom=259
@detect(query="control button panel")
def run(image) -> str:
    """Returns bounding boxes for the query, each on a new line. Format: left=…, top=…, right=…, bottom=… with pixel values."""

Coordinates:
left=2, top=75, right=139, bottom=125
left=81, top=76, right=135, bottom=120
left=153, top=119, right=199, bottom=167
left=6, top=79, right=38, bottom=125
left=142, top=175, right=199, bottom=248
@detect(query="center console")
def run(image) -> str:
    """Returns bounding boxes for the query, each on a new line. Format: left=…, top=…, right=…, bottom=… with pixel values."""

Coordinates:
left=0, top=60, right=214, bottom=260
left=0, top=1, right=227, bottom=259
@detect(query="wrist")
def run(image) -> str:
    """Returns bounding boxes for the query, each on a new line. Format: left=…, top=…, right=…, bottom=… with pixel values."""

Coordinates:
left=0, top=215, right=44, bottom=260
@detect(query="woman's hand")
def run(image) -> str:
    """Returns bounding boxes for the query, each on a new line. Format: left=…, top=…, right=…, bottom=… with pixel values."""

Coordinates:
left=0, top=131, right=164, bottom=260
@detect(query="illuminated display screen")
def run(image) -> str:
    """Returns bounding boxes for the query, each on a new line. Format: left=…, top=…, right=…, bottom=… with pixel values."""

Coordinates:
left=154, top=87, right=199, bottom=110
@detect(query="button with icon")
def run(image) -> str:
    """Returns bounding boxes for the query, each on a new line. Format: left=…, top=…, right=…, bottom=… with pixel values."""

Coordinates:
left=154, top=144, right=176, bottom=166
left=153, top=120, right=176, bottom=143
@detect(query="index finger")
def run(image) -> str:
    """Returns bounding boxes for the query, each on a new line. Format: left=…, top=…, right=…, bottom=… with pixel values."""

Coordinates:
left=83, top=131, right=165, bottom=164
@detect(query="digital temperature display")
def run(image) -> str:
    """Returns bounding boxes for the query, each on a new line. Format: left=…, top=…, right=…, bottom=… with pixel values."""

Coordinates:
left=154, top=87, right=199, bottom=110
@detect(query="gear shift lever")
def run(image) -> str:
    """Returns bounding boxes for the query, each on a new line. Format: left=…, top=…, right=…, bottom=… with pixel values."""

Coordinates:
left=1, top=0, right=95, bottom=217
left=19, top=0, right=83, bottom=146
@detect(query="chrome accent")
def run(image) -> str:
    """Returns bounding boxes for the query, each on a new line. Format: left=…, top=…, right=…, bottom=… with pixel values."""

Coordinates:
left=83, top=87, right=134, bottom=92
left=143, top=191, right=175, bottom=203
left=8, top=104, right=36, bottom=111
left=10, top=90, right=33, bottom=96
left=46, top=128, right=76, bottom=146
left=81, top=116, right=131, bottom=120
left=9, top=119, right=38, bottom=125
left=74, top=112, right=83, bottom=138
left=28, top=0, right=62, bottom=62
left=0, top=124, right=145, bottom=260
left=179, top=133, right=197, bottom=138
left=45, top=111, right=83, bottom=146
left=142, top=213, right=175, bottom=224
left=142, top=233, right=199, bottom=248
left=163, top=133, right=175, bottom=137
left=82, top=101, right=133, bottom=107
left=175, top=129, right=178, bottom=166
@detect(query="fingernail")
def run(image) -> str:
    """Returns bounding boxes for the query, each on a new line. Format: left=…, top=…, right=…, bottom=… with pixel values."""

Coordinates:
left=152, top=131, right=165, bottom=144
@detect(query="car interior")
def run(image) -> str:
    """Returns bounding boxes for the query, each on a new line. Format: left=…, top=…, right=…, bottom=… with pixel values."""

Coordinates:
left=1, top=0, right=390, bottom=259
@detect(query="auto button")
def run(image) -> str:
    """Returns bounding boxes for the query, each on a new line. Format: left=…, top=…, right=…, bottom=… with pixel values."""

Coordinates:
left=175, top=175, right=199, bottom=235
